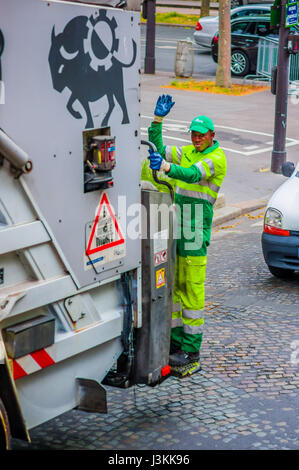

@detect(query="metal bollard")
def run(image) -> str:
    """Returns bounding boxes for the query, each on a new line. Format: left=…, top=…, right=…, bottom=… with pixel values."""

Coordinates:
left=174, top=38, right=194, bottom=78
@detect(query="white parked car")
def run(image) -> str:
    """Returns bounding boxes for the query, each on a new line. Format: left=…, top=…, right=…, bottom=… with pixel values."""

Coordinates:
left=262, top=161, right=299, bottom=279
left=193, top=3, right=271, bottom=49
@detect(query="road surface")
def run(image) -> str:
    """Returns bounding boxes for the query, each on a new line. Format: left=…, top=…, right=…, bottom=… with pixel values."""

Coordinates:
left=141, top=24, right=217, bottom=76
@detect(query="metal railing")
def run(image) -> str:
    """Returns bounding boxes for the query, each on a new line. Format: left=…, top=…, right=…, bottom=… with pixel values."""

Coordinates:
left=289, top=51, right=299, bottom=81
left=256, top=36, right=279, bottom=79
left=245, top=36, right=299, bottom=96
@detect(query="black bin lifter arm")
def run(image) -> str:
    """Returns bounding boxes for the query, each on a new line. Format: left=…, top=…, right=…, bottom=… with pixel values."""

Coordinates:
left=141, top=139, right=174, bottom=204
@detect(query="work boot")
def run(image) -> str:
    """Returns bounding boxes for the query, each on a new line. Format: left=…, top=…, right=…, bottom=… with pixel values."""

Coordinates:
left=172, top=361, right=202, bottom=379
left=169, top=350, right=199, bottom=367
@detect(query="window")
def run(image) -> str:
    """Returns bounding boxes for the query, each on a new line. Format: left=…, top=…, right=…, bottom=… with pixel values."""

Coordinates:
left=231, top=21, right=256, bottom=35
left=255, top=21, right=271, bottom=37
left=231, top=21, right=251, bottom=34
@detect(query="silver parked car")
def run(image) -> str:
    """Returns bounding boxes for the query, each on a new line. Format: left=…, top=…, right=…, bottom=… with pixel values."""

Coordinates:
left=193, top=3, right=271, bottom=49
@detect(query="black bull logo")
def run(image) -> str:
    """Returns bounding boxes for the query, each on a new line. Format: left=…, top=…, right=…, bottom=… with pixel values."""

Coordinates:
left=48, top=12, right=137, bottom=129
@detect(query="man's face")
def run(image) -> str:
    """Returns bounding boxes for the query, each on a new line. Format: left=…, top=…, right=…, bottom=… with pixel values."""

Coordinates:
left=191, top=130, right=215, bottom=152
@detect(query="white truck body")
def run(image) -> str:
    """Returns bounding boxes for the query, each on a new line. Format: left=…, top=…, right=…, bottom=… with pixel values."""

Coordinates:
left=0, top=0, right=144, bottom=441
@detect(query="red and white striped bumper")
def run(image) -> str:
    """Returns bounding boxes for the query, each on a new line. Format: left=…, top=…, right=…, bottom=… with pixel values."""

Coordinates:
left=12, top=347, right=55, bottom=380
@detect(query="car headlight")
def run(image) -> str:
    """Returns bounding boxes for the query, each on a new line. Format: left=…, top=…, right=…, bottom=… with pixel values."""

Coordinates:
left=264, top=207, right=283, bottom=228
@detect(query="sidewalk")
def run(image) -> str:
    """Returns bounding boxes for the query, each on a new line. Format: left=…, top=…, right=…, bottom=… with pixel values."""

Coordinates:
left=213, top=196, right=268, bottom=226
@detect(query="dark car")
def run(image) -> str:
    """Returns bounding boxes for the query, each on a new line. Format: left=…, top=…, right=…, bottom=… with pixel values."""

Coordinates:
left=193, top=4, right=271, bottom=49
left=211, top=16, right=279, bottom=76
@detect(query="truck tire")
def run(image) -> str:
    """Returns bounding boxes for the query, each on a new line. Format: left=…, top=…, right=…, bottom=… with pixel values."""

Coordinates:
left=0, top=398, right=11, bottom=450
left=268, top=265, right=295, bottom=279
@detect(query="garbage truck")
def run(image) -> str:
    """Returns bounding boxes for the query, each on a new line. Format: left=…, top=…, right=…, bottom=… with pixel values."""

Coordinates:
left=0, top=0, right=175, bottom=449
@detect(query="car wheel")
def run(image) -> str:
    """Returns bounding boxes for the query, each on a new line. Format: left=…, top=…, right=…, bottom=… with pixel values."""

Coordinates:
left=268, top=265, right=295, bottom=279
left=212, top=52, right=217, bottom=63
left=231, top=49, right=250, bottom=76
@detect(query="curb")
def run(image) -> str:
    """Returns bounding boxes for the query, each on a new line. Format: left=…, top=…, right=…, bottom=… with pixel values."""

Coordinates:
left=212, top=198, right=268, bottom=226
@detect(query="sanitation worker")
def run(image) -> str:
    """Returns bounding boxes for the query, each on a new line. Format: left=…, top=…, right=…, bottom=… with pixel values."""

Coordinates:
left=147, top=94, right=227, bottom=378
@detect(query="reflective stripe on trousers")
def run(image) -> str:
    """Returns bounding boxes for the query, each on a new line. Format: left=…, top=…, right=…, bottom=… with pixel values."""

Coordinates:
left=182, top=309, right=205, bottom=335
left=171, top=254, right=206, bottom=350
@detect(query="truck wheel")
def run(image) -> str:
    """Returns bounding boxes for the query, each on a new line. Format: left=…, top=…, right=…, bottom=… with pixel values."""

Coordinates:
left=0, top=398, right=11, bottom=450
left=268, top=265, right=295, bottom=279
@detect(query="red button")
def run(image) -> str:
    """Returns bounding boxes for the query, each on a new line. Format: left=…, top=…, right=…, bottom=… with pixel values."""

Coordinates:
left=161, top=365, right=171, bottom=376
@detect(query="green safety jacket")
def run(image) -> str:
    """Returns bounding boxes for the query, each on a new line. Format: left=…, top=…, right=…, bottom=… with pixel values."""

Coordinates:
left=146, top=121, right=227, bottom=257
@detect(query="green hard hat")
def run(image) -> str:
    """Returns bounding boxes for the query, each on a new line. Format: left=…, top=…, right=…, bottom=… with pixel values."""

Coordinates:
left=190, top=116, right=214, bottom=133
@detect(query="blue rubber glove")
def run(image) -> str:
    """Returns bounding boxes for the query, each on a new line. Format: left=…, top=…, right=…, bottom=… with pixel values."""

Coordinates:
left=148, top=150, right=163, bottom=170
left=154, top=94, right=175, bottom=117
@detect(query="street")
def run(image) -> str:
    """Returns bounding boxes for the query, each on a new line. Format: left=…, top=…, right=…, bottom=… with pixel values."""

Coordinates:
left=141, top=24, right=217, bottom=76
left=12, top=208, right=299, bottom=451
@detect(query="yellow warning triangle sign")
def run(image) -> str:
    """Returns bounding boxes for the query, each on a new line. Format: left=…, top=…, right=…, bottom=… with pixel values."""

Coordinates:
left=156, top=268, right=165, bottom=288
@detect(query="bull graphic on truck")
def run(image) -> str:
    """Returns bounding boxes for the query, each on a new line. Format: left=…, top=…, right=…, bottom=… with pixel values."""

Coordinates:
left=48, top=11, right=137, bottom=129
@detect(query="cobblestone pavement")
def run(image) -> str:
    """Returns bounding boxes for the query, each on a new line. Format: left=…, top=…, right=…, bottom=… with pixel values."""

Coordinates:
left=12, top=210, right=299, bottom=451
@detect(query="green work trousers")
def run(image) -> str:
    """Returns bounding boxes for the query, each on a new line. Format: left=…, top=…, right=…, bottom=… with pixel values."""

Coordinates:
left=171, top=254, right=207, bottom=354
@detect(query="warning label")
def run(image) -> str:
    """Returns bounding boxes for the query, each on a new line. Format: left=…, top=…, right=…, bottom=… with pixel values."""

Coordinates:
left=154, top=249, right=168, bottom=267
left=156, top=268, right=166, bottom=288
left=84, top=192, right=125, bottom=270
left=95, top=208, right=115, bottom=250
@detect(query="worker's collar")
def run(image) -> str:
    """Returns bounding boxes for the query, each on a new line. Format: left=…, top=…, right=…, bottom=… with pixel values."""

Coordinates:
left=193, top=140, right=219, bottom=155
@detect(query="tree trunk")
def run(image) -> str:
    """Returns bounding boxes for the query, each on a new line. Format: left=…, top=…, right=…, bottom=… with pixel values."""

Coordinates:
left=201, top=0, right=210, bottom=18
left=215, top=0, right=232, bottom=88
